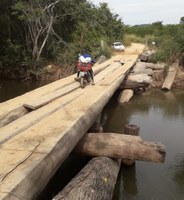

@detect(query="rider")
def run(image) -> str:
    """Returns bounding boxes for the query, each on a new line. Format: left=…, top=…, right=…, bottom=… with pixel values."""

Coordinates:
left=75, top=53, right=95, bottom=85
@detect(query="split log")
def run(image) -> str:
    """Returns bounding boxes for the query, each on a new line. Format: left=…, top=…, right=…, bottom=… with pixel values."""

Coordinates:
left=52, top=157, right=120, bottom=200
left=162, top=65, right=178, bottom=91
left=118, top=89, right=134, bottom=103
left=74, top=133, right=166, bottom=163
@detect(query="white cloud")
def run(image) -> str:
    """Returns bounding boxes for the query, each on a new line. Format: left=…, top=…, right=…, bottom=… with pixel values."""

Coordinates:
left=90, top=0, right=184, bottom=25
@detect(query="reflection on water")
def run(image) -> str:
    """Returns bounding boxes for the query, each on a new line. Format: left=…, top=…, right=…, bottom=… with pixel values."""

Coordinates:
left=0, top=79, right=52, bottom=103
left=104, top=89, right=184, bottom=200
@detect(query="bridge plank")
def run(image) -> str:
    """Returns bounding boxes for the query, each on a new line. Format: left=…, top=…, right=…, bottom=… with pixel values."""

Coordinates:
left=0, top=90, right=82, bottom=145
left=23, top=82, right=80, bottom=110
left=99, top=58, right=136, bottom=86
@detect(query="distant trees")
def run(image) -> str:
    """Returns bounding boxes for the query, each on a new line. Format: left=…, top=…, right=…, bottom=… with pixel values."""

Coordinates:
left=0, top=0, right=124, bottom=79
left=124, top=20, right=184, bottom=66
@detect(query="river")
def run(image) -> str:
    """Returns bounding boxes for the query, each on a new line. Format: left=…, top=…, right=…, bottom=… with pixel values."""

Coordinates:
left=0, top=79, right=184, bottom=199
left=104, top=89, right=184, bottom=200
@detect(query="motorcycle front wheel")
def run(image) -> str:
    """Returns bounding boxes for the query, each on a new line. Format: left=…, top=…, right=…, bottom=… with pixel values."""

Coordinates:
left=80, top=77, right=85, bottom=88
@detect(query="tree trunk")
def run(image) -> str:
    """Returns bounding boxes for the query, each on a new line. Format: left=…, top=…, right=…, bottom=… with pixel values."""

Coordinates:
left=52, top=157, right=120, bottom=200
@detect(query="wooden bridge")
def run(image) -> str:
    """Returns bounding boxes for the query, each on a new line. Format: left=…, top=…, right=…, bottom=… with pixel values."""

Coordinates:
left=0, top=44, right=147, bottom=199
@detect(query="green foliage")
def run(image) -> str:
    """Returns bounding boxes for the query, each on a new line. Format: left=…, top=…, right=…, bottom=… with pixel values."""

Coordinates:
left=0, top=0, right=125, bottom=79
left=124, top=34, right=144, bottom=46
left=125, top=22, right=184, bottom=65
left=0, top=39, right=26, bottom=67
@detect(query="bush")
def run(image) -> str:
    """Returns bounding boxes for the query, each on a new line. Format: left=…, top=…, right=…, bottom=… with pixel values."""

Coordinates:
left=123, top=34, right=144, bottom=46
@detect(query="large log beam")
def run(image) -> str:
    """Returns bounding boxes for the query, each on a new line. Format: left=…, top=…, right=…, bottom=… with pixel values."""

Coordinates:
left=74, top=133, right=166, bottom=163
left=52, top=157, right=120, bottom=200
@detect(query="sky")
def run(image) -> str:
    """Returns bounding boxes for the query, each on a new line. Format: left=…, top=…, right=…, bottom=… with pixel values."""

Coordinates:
left=90, top=0, right=184, bottom=25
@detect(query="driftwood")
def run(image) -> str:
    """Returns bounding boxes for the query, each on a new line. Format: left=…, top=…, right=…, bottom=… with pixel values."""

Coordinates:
left=52, top=157, right=120, bottom=200
left=75, top=133, right=166, bottom=163
left=118, top=89, right=134, bottom=103
left=162, top=65, right=177, bottom=91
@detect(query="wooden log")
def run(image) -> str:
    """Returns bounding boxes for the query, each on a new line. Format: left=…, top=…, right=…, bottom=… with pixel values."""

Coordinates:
left=23, top=83, right=80, bottom=110
left=119, top=80, right=150, bottom=90
left=162, top=65, right=178, bottom=91
left=118, top=89, right=134, bottom=103
left=52, top=157, right=120, bottom=200
left=74, top=133, right=165, bottom=163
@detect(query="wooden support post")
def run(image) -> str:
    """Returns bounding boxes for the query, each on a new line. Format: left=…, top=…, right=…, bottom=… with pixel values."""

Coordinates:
left=122, top=124, right=140, bottom=166
left=124, top=124, right=140, bottom=136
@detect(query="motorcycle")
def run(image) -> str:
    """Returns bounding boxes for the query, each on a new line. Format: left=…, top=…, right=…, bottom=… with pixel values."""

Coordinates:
left=75, top=61, right=93, bottom=88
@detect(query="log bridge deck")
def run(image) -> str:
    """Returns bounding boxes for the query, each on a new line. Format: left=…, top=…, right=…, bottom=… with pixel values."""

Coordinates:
left=0, top=44, right=145, bottom=200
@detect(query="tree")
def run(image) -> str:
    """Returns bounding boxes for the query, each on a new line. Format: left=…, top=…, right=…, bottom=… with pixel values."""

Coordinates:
left=12, top=0, right=70, bottom=67
left=180, top=16, right=184, bottom=24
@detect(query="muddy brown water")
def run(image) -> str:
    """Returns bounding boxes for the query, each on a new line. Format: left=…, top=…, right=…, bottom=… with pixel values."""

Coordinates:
left=1, top=79, right=184, bottom=200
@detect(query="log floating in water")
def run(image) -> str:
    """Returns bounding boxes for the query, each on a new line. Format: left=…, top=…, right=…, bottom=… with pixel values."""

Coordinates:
left=74, top=133, right=166, bottom=163
left=52, top=156, right=120, bottom=200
